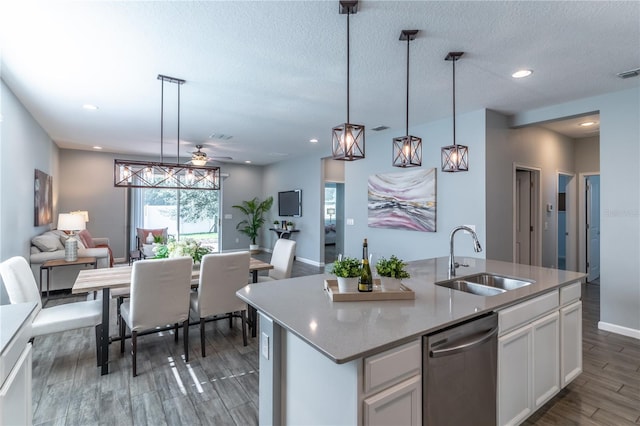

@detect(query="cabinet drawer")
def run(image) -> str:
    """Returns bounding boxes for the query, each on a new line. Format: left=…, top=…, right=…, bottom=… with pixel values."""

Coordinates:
left=560, top=282, right=581, bottom=306
left=499, top=291, right=558, bottom=335
left=0, top=320, right=32, bottom=387
left=363, top=339, right=421, bottom=395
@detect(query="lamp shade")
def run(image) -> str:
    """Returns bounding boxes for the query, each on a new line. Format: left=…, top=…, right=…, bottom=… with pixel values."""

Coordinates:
left=57, top=213, right=86, bottom=232
left=70, top=210, right=89, bottom=223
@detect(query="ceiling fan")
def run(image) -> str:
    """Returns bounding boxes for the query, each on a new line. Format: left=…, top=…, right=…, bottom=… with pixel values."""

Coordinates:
left=189, top=144, right=232, bottom=165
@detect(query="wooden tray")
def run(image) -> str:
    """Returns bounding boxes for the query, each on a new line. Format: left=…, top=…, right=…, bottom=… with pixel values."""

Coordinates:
left=324, top=279, right=415, bottom=302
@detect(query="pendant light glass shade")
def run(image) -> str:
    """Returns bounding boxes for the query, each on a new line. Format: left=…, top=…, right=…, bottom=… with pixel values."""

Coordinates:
left=114, top=75, right=221, bottom=190
left=332, top=1, right=365, bottom=161
left=393, top=30, right=421, bottom=168
left=441, top=52, right=469, bottom=173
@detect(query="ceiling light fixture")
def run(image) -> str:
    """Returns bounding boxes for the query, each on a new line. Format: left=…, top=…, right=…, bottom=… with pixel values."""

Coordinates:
left=332, top=0, right=365, bottom=161
left=310, top=138, right=318, bottom=143
left=441, top=52, right=469, bottom=173
left=579, top=121, right=596, bottom=127
left=82, top=104, right=98, bottom=110
left=114, top=75, right=220, bottom=190
left=392, top=29, right=421, bottom=168
left=512, top=69, right=532, bottom=79
left=93, top=146, right=103, bottom=150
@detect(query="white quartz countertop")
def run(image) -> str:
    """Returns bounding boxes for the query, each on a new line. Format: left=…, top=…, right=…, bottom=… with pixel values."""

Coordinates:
left=0, top=302, right=37, bottom=355
left=237, top=257, right=585, bottom=364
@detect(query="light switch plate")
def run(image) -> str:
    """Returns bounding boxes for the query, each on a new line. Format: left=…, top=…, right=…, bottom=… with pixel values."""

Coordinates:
left=261, top=332, right=269, bottom=360
left=224, top=213, right=232, bottom=219
left=346, top=218, right=354, bottom=225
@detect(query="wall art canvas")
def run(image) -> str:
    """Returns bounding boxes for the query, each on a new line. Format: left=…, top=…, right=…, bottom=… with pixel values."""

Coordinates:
left=34, top=169, right=53, bottom=226
left=368, top=168, right=436, bottom=232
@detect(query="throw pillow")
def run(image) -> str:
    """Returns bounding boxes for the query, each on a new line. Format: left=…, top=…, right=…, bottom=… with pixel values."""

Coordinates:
left=32, top=234, right=64, bottom=252
left=78, top=229, right=95, bottom=248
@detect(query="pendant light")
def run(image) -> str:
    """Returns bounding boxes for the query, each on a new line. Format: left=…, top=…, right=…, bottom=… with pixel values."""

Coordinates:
left=441, top=52, right=469, bottom=172
left=392, top=29, right=421, bottom=168
left=114, top=75, right=220, bottom=190
left=332, top=0, right=365, bottom=161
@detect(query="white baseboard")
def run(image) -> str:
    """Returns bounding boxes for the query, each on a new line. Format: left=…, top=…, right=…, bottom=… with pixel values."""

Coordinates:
left=295, top=256, right=322, bottom=267
left=598, top=321, right=640, bottom=340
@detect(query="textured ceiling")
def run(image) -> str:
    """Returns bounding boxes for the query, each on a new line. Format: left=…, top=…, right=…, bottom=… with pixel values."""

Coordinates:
left=1, top=1, right=638, bottom=164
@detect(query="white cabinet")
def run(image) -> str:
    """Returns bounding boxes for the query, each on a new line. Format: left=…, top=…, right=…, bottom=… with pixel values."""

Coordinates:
left=362, top=339, right=421, bottom=426
left=0, top=343, right=32, bottom=426
left=498, top=324, right=532, bottom=426
left=560, top=300, right=582, bottom=387
left=532, top=311, right=559, bottom=408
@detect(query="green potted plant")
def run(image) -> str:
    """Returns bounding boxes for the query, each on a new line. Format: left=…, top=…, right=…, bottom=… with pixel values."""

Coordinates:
left=286, top=221, right=295, bottom=231
left=375, top=255, right=410, bottom=291
left=331, top=256, right=361, bottom=293
left=273, top=220, right=281, bottom=228
left=232, top=196, right=274, bottom=252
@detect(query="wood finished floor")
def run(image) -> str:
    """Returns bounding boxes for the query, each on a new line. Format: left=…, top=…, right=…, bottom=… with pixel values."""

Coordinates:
left=32, top=259, right=639, bottom=426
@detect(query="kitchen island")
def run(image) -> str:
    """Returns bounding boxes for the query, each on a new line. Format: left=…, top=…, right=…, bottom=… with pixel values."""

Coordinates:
left=236, top=257, right=586, bottom=426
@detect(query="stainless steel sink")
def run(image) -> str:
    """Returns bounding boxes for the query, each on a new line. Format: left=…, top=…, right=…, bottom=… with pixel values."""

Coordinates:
left=461, top=273, right=534, bottom=290
left=436, top=279, right=507, bottom=296
left=435, top=273, right=534, bottom=296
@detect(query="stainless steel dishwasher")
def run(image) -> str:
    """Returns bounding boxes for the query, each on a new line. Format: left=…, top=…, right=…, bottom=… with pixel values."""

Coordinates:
left=423, top=312, right=498, bottom=426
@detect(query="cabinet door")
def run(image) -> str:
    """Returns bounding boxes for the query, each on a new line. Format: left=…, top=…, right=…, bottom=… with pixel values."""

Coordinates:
left=498, top=325, right=532, bottom=426
left=532, top=311, right=560, bottom=409
left=363, top=375, right=421, bottom=426
left=561, top=301, right=582, bottom=387
left=0, top=343, right=32, bottom=426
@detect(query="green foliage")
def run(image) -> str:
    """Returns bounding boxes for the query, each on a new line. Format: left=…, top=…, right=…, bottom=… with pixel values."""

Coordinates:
left=153, top=238, right=211, bottom=263
left=232, top=196, right=274, bottom=244
left=331, top=257, right=361, bottom=278
left=153, top=234, right=165, bottom=244
left=375, top=255, right=410, bottom=279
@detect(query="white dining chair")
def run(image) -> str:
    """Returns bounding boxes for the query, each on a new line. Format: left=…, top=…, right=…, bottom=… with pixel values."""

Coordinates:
left=258, top=238, right=296, bottom=282
left=191, top=251, right=250, bottom=357
left=0, top=256, right=103, bottom=365
left=118, top=256, right=192, bottom=377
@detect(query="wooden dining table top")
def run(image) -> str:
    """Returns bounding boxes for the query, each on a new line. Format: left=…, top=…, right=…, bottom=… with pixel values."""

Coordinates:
left=72, top=257, right=273, bottom=294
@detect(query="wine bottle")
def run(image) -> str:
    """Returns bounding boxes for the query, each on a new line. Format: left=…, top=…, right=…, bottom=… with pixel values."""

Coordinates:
left=359, top=238, right=373, bottom=292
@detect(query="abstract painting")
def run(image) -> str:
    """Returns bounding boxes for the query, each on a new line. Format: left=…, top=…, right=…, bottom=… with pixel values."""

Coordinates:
left=34, top=169, right=53, bottom=226
left=368, top=168, right=436, bottom=232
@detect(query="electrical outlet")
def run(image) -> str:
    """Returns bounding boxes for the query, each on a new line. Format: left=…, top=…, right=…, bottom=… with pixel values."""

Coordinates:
left=235, top=238, right=239, bottom=243
left=346, top=218, right=354, bottom=225
left=261, top=332, right=269, bottom=360
left=224, top=213, right=232, bottom=219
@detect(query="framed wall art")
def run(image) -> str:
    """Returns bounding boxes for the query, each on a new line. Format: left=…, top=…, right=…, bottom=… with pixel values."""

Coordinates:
left=368, top=168, right=436, bottom=232
left=34, top=169, right=53, bottom=226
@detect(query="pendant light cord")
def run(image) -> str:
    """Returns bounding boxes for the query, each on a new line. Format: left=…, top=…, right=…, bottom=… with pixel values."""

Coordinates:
left=452, top=57, right=456, bottom=148
left=346, top=10, right=350, bottom=124
left=405, top=36, right=410, bottom=135
left=177, top=81, right=181, bottom=161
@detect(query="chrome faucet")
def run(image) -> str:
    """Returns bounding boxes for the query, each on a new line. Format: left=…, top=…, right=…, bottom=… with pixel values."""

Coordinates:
left=449, top=226, right=483, bottom=277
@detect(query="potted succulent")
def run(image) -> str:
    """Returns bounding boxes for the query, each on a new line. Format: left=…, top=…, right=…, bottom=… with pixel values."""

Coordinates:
left=331, top=256, right=361, bottom=293
left=375, top=255, right=410, bottom=291
left=232, top=196, right=274, bottom=253
left=286, top=221, right=295, bottom=231
left=273, top=220, right=281, bottom=228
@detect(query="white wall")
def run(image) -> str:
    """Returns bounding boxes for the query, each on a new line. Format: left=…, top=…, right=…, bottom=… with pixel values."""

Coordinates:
left=512, top=87, right=640, bottom=337
left=1, top=79, right=59, bottom=304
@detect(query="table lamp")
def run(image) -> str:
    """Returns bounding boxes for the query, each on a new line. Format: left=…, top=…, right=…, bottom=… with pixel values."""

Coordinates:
left=70, top=210, right=89, bottom=223
left=57, top=213, right=86, bottom=262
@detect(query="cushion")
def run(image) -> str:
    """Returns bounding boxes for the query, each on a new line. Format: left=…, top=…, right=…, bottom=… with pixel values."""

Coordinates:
left=136, top=228, right=168, bottom=245
left=32, top=234, right=64, bottom=252
left=78, top=229, right=96, bottom=248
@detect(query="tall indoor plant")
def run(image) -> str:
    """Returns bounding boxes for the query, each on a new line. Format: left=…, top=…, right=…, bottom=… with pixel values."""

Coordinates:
left=232, top=196, right=274, bottom=252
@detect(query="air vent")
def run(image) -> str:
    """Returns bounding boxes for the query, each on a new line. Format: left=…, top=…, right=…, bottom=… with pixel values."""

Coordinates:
left=208, top=133, right=233, bottom=140
left=617, top=68, right=640, bottom=79
left=372, top=125, right=389, bottom=131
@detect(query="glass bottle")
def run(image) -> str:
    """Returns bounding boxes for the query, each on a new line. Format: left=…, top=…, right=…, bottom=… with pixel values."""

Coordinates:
left=359, top=238, right=373, bottom=292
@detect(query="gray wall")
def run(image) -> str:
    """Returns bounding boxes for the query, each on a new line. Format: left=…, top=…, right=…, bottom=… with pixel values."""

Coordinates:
left=1, top=79, right=59, bottom=304
left=512, top=87, right=640, bottom=335
left=574, top=136, right=599, bottom=174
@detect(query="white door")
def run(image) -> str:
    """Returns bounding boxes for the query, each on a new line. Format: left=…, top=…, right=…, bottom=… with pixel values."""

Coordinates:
left=586, top=175, right=600, bottom=281
left=516, top=170, right=532, bottom=265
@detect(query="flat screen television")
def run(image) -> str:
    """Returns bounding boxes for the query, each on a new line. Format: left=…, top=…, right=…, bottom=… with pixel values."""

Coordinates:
left=278, top=189, right=302, bottom=217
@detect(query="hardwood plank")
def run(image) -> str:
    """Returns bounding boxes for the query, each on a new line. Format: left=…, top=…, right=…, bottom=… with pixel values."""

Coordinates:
left=161, top=395, right=201, bottom=426
left=131, top=391, right=167, bottom=426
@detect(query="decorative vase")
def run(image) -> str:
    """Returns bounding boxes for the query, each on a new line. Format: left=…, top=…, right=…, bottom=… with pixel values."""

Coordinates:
left=337, top=276, right=358, bottom=293
left=249, top=244, right=260, bottom=253
left=380, top=277, right=402, bottom=291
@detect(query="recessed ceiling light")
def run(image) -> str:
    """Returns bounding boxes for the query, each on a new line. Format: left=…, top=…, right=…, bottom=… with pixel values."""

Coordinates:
left=511, top=69, right=533, bottom=79
left=82, top=104, right=99, bottom=110
left=579, top=121, right=597, bottom=127
left=93, top=146, right=103, bottom=150
left=310, top=138, right=318, bottom=143
left=245, top=160, right=251, bottom=164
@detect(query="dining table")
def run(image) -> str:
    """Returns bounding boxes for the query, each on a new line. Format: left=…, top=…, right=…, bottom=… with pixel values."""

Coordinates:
left=72, top=257, right=273, bottom=375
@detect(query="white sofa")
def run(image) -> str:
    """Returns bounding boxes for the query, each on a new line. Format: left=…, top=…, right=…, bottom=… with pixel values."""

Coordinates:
left=29, top=230, right=111, bottom=292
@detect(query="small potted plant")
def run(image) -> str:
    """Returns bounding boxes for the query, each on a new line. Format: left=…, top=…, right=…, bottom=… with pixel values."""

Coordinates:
left=286, top=221, right=295, bottom=231
left=375, top=255, right=410, bottom=291
left=330, top=257, right=361, bottom=293
left=273, top=220, right=281, bottom=228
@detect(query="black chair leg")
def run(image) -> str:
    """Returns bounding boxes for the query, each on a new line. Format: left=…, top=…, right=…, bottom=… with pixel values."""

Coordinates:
left=174, top=323, right=179, bottom=342
left=132, top=331, right=138, bottom=377
left=183, top=320, right=189, bottom=363
left=200, top=319, right=206, bottom=358
left=95, top=324, right=102, bottom=366
left=229, top=312, right=233, bottom=328
left=120, top=315, right=126, bottom=354
left=241, top=310, right=247, bottom=347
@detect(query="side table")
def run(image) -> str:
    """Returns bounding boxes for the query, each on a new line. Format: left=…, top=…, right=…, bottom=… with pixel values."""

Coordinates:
left=39, top=257, right=97, bottom=304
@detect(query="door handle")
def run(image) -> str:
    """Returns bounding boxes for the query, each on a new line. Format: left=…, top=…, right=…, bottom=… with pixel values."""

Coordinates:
left=429, top=326, right=498, bottom=358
